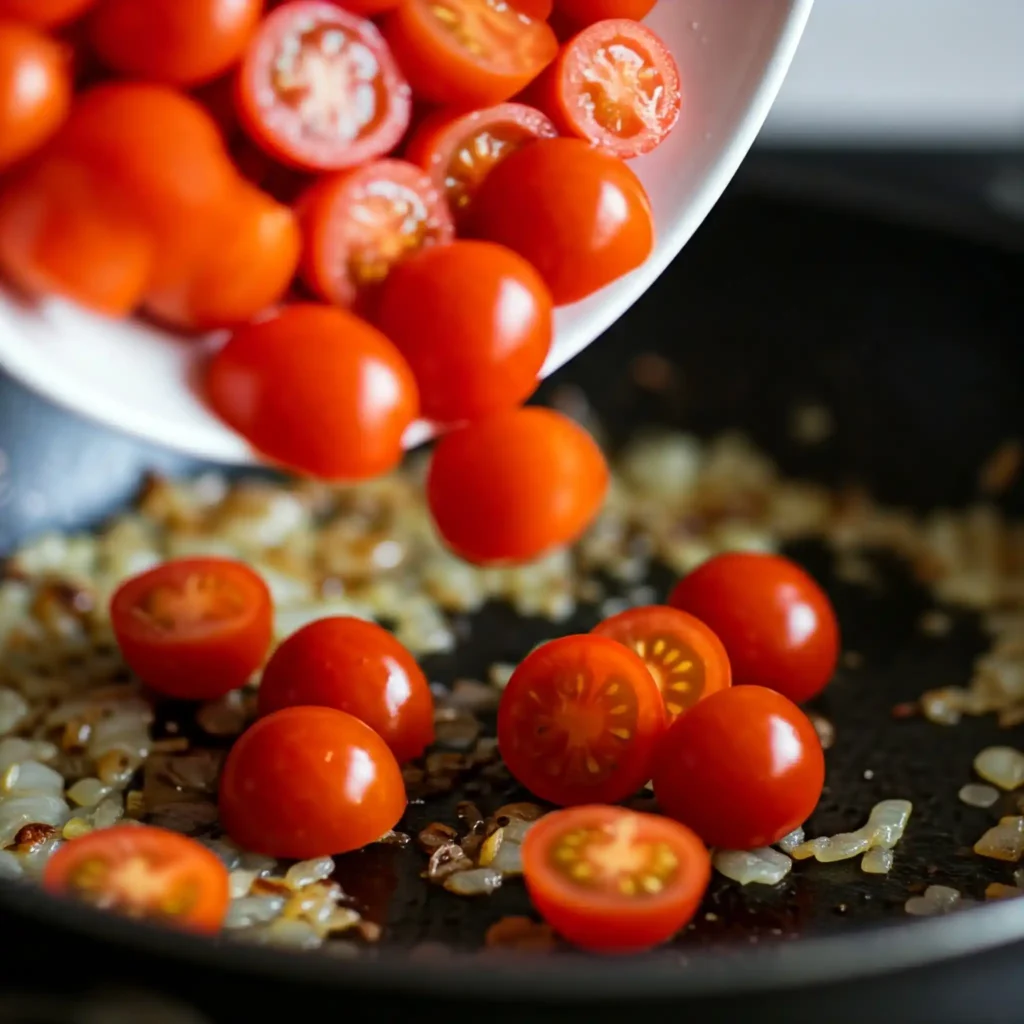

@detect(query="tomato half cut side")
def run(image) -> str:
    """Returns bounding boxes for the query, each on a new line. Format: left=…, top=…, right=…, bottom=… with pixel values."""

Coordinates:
left=522, top=805, right=710, bottom=951
left=497, top=634, right=666, bottom=806
left=237, top=1, right=412, bottom=172
left=511, top=0, right=553, bottom=19
left=42, top=825, right=230, bottom=933
left=110, top=557, right=273, bottom=701
left=404, top=102, right=556, bottom=220
left=297, top=159, right=453, bottom=311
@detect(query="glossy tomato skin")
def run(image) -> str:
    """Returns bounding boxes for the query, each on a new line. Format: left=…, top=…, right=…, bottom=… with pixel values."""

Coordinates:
left=522, top=806, right=710, bottom=951
left=205, top=304, right=419, bottom=480
left=0, top=0, right=97, bottom=28
left=219, top=705, right=407, bottom=858
left=336, top=0, right=401, bottom=12
left=554, top=0, right=656, bottom=25
left=42, top=825, right=230, bottom=933
left=498, top=635, right=666, bottom=806
left=669, top=552, right=840, bottom=703
left=471, top=137, right=654, bottom=306
left=427, top=406, right=608, bottom=564
left=258, top=616, right=435, bottom=764
left=512, top=0, right=553, bottom=18
left=653, top=685, right=825, bottom=850
left=110, top=557, right=273, bottom=700
left=376, top=241, right=553, bottom=424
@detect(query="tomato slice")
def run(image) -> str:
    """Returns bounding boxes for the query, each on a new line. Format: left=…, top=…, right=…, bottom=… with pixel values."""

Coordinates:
left=404, top=102, right=556, bottom=220
left=110, top=557, right=273, bottom=701
left=236, top=1, right=412, bottom=172
left=591, top=605, right=730, bottom=723
left=554, top=0, right=656, bottom=27
left=497, top=634, right=666, bottom=806
left=296, top=159, right=453, bottom=311
left=383, top=0, right=559, bottom=107
left=511, top=0, right=553, bottom=18
left=42, top=825, right=230, bottom=933
left=521, top=805, right=710, bottom=951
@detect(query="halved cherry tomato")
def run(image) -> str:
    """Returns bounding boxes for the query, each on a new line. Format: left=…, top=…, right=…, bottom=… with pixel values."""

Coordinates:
left=258, top=616, right=435, bottom=764
left=337, top=0, right=401, bottom=12
left=470, top=137, right=653, bottom=305
left=205, top=303, right=419, bottom=480
left=383, top=0, right=558, bottom=107
left=42, top=825, right=230, bottom=933
left=669, top=552, right=840, bottom=704
left=236, top=2, right=411, bottom=172
left=0, top=0, right=96, bottom=28
left=497, top=634, right=666, bottom=805
left=404, top=102, right=556, bottom=220
left=652, top=685, right=825, bottom=850
left=0, top=21, right=72, bottom=172
left=512, top=0, right=553, bottom=18
left=522, top=805, right=709, bottom=951
left=296, top=159, right=453, bottom=311
left=376, top=240, right=553, bottom=424
left=536, top=19, right=680, bottom=158
left=591, top=605, right=730, bottom=724
left=219, top=705, right=407, bottom=858
left=554, top=0, right=656, bottom=26
left=427, top=406, right=608, bottom=564
left=110, top=557, right=273, bottom=700
left=89, top=0, right=262, bottom=86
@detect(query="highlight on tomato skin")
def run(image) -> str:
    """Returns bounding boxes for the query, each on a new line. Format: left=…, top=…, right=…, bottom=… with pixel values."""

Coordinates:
left=521, top=805, right=711, bottom=952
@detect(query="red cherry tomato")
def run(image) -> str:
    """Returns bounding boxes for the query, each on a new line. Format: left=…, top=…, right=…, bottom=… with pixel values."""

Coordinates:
left=383, top=0, right=558, bottom=107
left=403, top=102, right=556, bottom=221
left=110, top=557, right=273, bottom=700
left=296, top=159, right=453, bottom=312
left=258, top=616, right=435, bottom=764
left=668, top=552, right=840, bottom=704
left=554, top=0, right=656, bottom=26
left=653, top=685, right=824, bottom=850
left=427, top=406, right=608, bottom=564
left=89, top=0, right=262, bottom=86
left=591, top=605, right=730, bottom=724
left=522, top=805, right=709, bottom=951
left=511, top=0, right=553, bottom=18
left=376, top=240, right=553, bottom=424
left=497, top=634, right=666, bottom=805
left=236, top=2, right=411, bottom=172
left=470, top=137, right=654, bottom=305
left=205, top=303, right=419, bottom=480
left=0, top=0, right=97, bottom=28
left=43, top=825, right=230, bottom=933
left=336, top=0, right=400, bottom=12
left=219, top=705, right=407, bottom=858
left=536, top=19, right=680, bottom=158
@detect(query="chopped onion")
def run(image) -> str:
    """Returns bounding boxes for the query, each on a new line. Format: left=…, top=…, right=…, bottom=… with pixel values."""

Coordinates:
left=792, top=799, right=912, bottom=864
left=443, top=867, right=502, bottom=896
left=714, top=847, right=792, bottom=886
left=959, top=783, right=1000, bottom=808
left=284, top=855, right=335, bottom=891
left=974, top=816, right=1024, bottom=861
left=985, top=882, right=1024, bottom=900
left=777, top=827, right=805, bottom=854
left=905, top=885, right=966, bottom=916
left=861, top=848, right=894, bottom=874
left=974, top=746, right=1024, bottom=791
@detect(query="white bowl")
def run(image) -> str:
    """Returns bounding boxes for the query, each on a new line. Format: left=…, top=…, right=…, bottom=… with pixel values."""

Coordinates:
left=0, top=0, right=813, bottom=465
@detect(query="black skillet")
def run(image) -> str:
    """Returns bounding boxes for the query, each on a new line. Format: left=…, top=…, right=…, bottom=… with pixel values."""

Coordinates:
left=0, top=167, right=1023, bottom=1024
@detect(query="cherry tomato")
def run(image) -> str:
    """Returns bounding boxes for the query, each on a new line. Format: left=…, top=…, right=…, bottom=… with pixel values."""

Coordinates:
left=668, top=552, right=840, bottom=704
left=522, top=805, right=709, bottom=951
left=376, top=241, right=553, bottom=424
left=42, top=825, right=230, bottom=933
left=219, top=705, right=407, bottom=858
left=205, top=303, right=419, bottom=480
left=336, top=0, right=401, bottom=12
left=404, top=102, right=556, bottom=220
left=110, top=557, right=273, bottom=701
left=652, top=685, right=825, bottom=850
left=258, top=616, right=435, bottom=764
left=512, top=0, right=553, bottom=18
left=89, top=0, right=262, bottom=86
left=236, top=2, right=411, bottom=172
left=497, top=634, right=666, bottom=805
left=0, top=0, right=96, bottom=28
left=591, top=605, right=730, bottom=724
left=536, top=19, right=680, bottom=158
left=145, top=182, right=300, bottom=331
left=0, top=21, right=72, bottom=172
left=296, top=159, right=453, bottom=312
left=383, top=0, right=558, bottom=107
left=427, top=406, right=608, bottom=564
left=470, top=137, right=654, bottom=306
left=554, top=0, right=656, bottom=26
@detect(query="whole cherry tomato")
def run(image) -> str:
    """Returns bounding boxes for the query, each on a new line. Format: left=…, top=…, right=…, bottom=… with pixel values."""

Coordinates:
left=652, top=685, right=825, bottom=850
left=668, top=552, right=840, bottom=703
left=426, top=406, right=609, bottom=564
left=219, top=705, right=407, bottom=858
left=258, top=616, right=435, bottom=764
left=554, top=0, right=656, bottom=26
left=0, top=0, right=97, bottom=28
left=522, top=806, right=710, bottom=951
left=205, top=303, right=419, bottom=480
left=470, top=137, right=654, bottom=306
left=375, top=240, right=553, bottom=424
